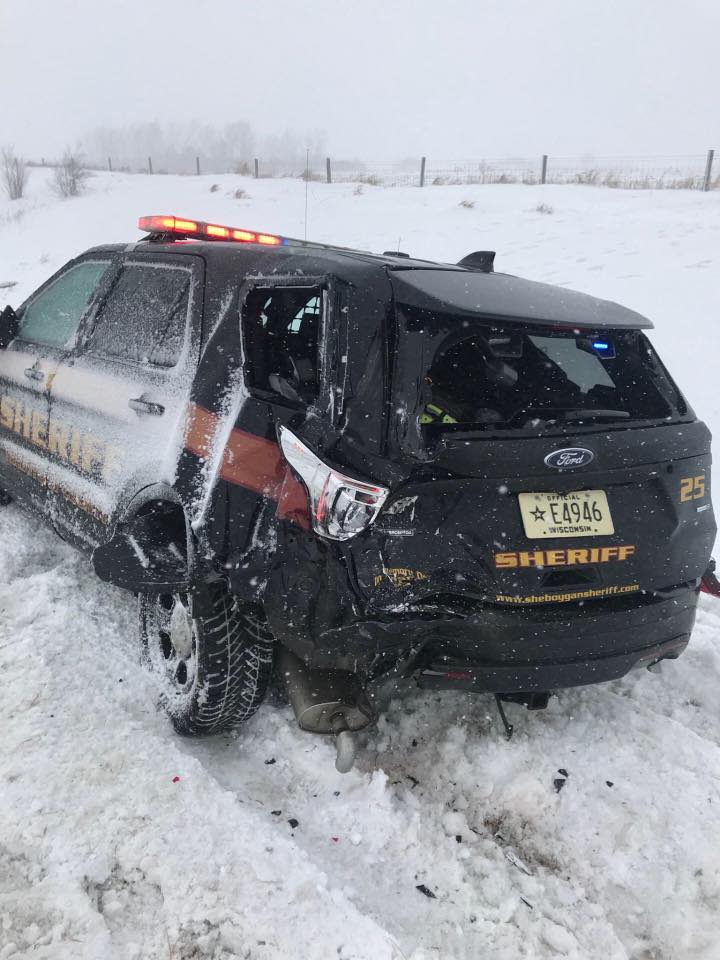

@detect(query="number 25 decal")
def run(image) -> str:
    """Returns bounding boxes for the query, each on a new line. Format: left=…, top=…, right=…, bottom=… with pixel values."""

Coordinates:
left=680, top=475, right=705, bottom=502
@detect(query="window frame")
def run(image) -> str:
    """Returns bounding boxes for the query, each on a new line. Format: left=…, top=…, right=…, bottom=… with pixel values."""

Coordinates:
left=14, top=254, right=119, bottom=354
left=76, top=253, right=203, bottom=373
left=239, top=275, right=331, bottom=412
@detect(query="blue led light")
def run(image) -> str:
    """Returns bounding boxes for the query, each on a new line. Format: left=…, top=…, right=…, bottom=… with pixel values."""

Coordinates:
left=592, top=341, right=610, bottom=351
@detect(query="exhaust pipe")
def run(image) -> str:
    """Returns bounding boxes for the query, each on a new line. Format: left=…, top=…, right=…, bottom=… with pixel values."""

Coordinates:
left=277, top=646, right=376, bottom=772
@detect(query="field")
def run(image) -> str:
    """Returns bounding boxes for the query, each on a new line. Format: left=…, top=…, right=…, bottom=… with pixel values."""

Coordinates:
left=1, top=171, right=720, bottom=960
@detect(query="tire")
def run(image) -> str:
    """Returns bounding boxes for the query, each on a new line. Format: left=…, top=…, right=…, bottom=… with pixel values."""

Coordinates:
left=139, top=583, right=274, bottom=736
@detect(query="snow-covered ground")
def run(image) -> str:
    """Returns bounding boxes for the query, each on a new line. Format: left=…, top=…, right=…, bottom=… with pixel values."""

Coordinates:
left=1, top=172, right=720, bottom=960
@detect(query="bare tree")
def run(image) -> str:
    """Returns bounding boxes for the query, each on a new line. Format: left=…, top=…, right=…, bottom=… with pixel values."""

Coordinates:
left=53, top=152, right=90, bottom=197
left=1, top=148, right=29, bottom=200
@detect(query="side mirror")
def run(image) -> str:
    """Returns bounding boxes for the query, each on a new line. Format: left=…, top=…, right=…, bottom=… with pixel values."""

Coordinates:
left=0, top=305, right=18, bottom=349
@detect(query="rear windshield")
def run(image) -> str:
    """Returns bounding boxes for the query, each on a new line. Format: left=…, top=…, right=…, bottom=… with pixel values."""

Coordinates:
left=400, top=310, right=688, bottom=433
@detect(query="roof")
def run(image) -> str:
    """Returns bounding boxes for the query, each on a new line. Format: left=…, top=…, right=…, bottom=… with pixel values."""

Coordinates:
left=121, top=238, right=408, bottom=284
left=88, top=238, right=652, bottom=330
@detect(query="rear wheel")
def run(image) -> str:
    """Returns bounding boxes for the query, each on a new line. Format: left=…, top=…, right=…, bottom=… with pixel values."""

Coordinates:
left=139, top=584, right=273, bottom=735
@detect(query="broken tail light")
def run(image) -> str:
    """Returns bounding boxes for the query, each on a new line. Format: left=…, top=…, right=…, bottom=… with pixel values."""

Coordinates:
left=279, top=427, right=389, bottom=541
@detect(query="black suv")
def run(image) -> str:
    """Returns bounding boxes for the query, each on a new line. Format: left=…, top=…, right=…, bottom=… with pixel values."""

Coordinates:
left=0, top=215, right=714, bottom=770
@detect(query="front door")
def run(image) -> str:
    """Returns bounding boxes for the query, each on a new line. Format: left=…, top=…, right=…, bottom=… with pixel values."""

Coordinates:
left=0, top=257, right=114, bottom=514
left=46, top=253, right=203, bottom=550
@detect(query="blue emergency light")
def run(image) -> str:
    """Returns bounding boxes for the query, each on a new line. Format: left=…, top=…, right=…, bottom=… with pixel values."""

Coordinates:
left=591, top=339, right=615, bottom=358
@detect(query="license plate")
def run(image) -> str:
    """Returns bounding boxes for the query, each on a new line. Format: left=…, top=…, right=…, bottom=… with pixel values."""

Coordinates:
left=518, top=490, right=614, bottom=539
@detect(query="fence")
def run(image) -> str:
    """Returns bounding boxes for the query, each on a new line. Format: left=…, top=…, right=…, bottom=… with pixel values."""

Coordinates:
left=31, top=151, right=718, bottom=191
left=315, top=152, right=717, bottom=191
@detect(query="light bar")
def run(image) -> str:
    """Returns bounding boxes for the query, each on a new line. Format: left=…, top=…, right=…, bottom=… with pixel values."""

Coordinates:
left=137, top=214, right=373, bottom=256
left=138, top=215, right=288, bottom=246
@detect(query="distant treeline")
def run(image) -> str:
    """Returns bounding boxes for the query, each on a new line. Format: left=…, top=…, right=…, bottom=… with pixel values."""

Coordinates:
left=81, top=121, right=328, bottom=175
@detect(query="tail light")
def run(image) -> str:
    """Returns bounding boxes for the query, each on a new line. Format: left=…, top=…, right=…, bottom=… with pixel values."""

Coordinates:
left=279, top=427, right=389, bottom=541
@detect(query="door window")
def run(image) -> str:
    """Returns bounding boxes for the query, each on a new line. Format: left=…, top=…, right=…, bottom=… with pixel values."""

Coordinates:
left=242, top=286, right=323, bottom=404
left=18, top=260, right=110, bottom=348
left=85, top=263, right=191, bottom=367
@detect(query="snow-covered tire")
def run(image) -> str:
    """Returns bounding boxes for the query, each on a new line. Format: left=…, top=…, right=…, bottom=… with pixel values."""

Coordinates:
left=139, top=584, right=274, bottom=736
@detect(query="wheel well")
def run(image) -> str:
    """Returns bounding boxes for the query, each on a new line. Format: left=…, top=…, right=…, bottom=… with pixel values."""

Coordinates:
left=133, top=499, right=188, bottom=556
left=93, top=496, right=195, bottom=592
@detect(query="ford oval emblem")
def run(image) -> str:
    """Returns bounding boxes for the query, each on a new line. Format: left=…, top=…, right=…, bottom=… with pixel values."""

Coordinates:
left=544, top=447, right=595, bottom=470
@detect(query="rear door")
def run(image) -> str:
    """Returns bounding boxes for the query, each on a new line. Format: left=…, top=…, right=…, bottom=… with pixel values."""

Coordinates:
left=0, top=257, right=114, bottom=513
left=180, top=278, right=328, bottom=570
left=46, top=253, right=203, bottom=549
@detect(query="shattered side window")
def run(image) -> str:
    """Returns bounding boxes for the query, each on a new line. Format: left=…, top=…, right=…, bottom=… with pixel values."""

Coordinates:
left=242, top=286, right=323, bottom=405
left=85, top=263, right=191, bottom=367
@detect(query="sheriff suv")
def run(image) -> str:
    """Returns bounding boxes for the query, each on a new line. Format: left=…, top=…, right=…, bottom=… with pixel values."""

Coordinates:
left=0, top=215, right=714, bottom=769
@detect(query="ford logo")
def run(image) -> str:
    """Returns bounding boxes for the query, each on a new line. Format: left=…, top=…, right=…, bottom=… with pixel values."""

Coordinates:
left=544, top=447, right=595, bottom=470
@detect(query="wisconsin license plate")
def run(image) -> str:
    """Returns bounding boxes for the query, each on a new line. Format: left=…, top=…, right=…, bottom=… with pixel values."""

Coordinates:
left=518, top=490, right=614, bottom=539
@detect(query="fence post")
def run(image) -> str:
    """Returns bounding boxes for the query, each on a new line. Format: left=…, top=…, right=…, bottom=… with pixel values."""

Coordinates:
left=703, top=149, right=715, bottom=191
left=420, top=156, right=426, bottom=187
left=254, top=158, right=259, bottom=179
left=107, top=156, right=112, bottom=173
left=326, top=157, right=332, bottom=184
left=541, top=154, right=548, bottom=185
left=148, top=156, right=153, bottom=175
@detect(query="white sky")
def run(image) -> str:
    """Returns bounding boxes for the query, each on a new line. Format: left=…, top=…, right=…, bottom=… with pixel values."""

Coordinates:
left=1, top=0, right=718, bottom=160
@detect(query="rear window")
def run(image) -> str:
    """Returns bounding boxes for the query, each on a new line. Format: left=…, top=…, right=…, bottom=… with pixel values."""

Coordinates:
left=406, top=313, right=688, bottom=432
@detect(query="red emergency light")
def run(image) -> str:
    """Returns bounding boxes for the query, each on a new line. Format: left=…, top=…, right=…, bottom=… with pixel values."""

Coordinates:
left=138, top=215, right=286, bottom=246
left=137, top=215, right=371, bottom=257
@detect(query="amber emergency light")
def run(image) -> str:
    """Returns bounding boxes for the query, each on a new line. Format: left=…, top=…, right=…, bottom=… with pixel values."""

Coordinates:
left=138, top=216, right=285, bottom=246
left=137, top=216, right=374, bottom=257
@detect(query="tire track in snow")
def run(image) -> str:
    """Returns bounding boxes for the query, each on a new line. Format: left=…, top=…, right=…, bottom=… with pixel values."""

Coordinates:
left=0, top=507, right=398, bottom=960
left=191, top=708, right=630, bottom=960
left=358, top=681, right=720, bottom=959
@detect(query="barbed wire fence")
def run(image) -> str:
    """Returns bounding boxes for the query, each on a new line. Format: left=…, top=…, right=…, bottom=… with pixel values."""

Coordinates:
left=28, top=150, right=718, bottom=191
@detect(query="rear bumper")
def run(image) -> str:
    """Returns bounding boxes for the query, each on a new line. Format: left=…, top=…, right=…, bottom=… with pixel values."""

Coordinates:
left=418, top=587, right=697, bottom=692
left=303, top=587, right=699, bottom=692
left=419, top=634, right=688, bottom=692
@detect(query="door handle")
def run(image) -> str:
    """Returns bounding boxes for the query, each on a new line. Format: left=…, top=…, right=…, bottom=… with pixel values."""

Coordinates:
left=24, top=366, right=45, bottom=382
left=128, top=396, right=165, bottom=416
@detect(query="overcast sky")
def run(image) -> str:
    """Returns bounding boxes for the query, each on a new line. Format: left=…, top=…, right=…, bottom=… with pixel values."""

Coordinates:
left=1, top=0, right=718, bottom=161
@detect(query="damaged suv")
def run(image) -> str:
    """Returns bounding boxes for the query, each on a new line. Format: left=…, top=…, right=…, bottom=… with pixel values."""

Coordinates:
left=0, top=215, right=714, bottom=770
